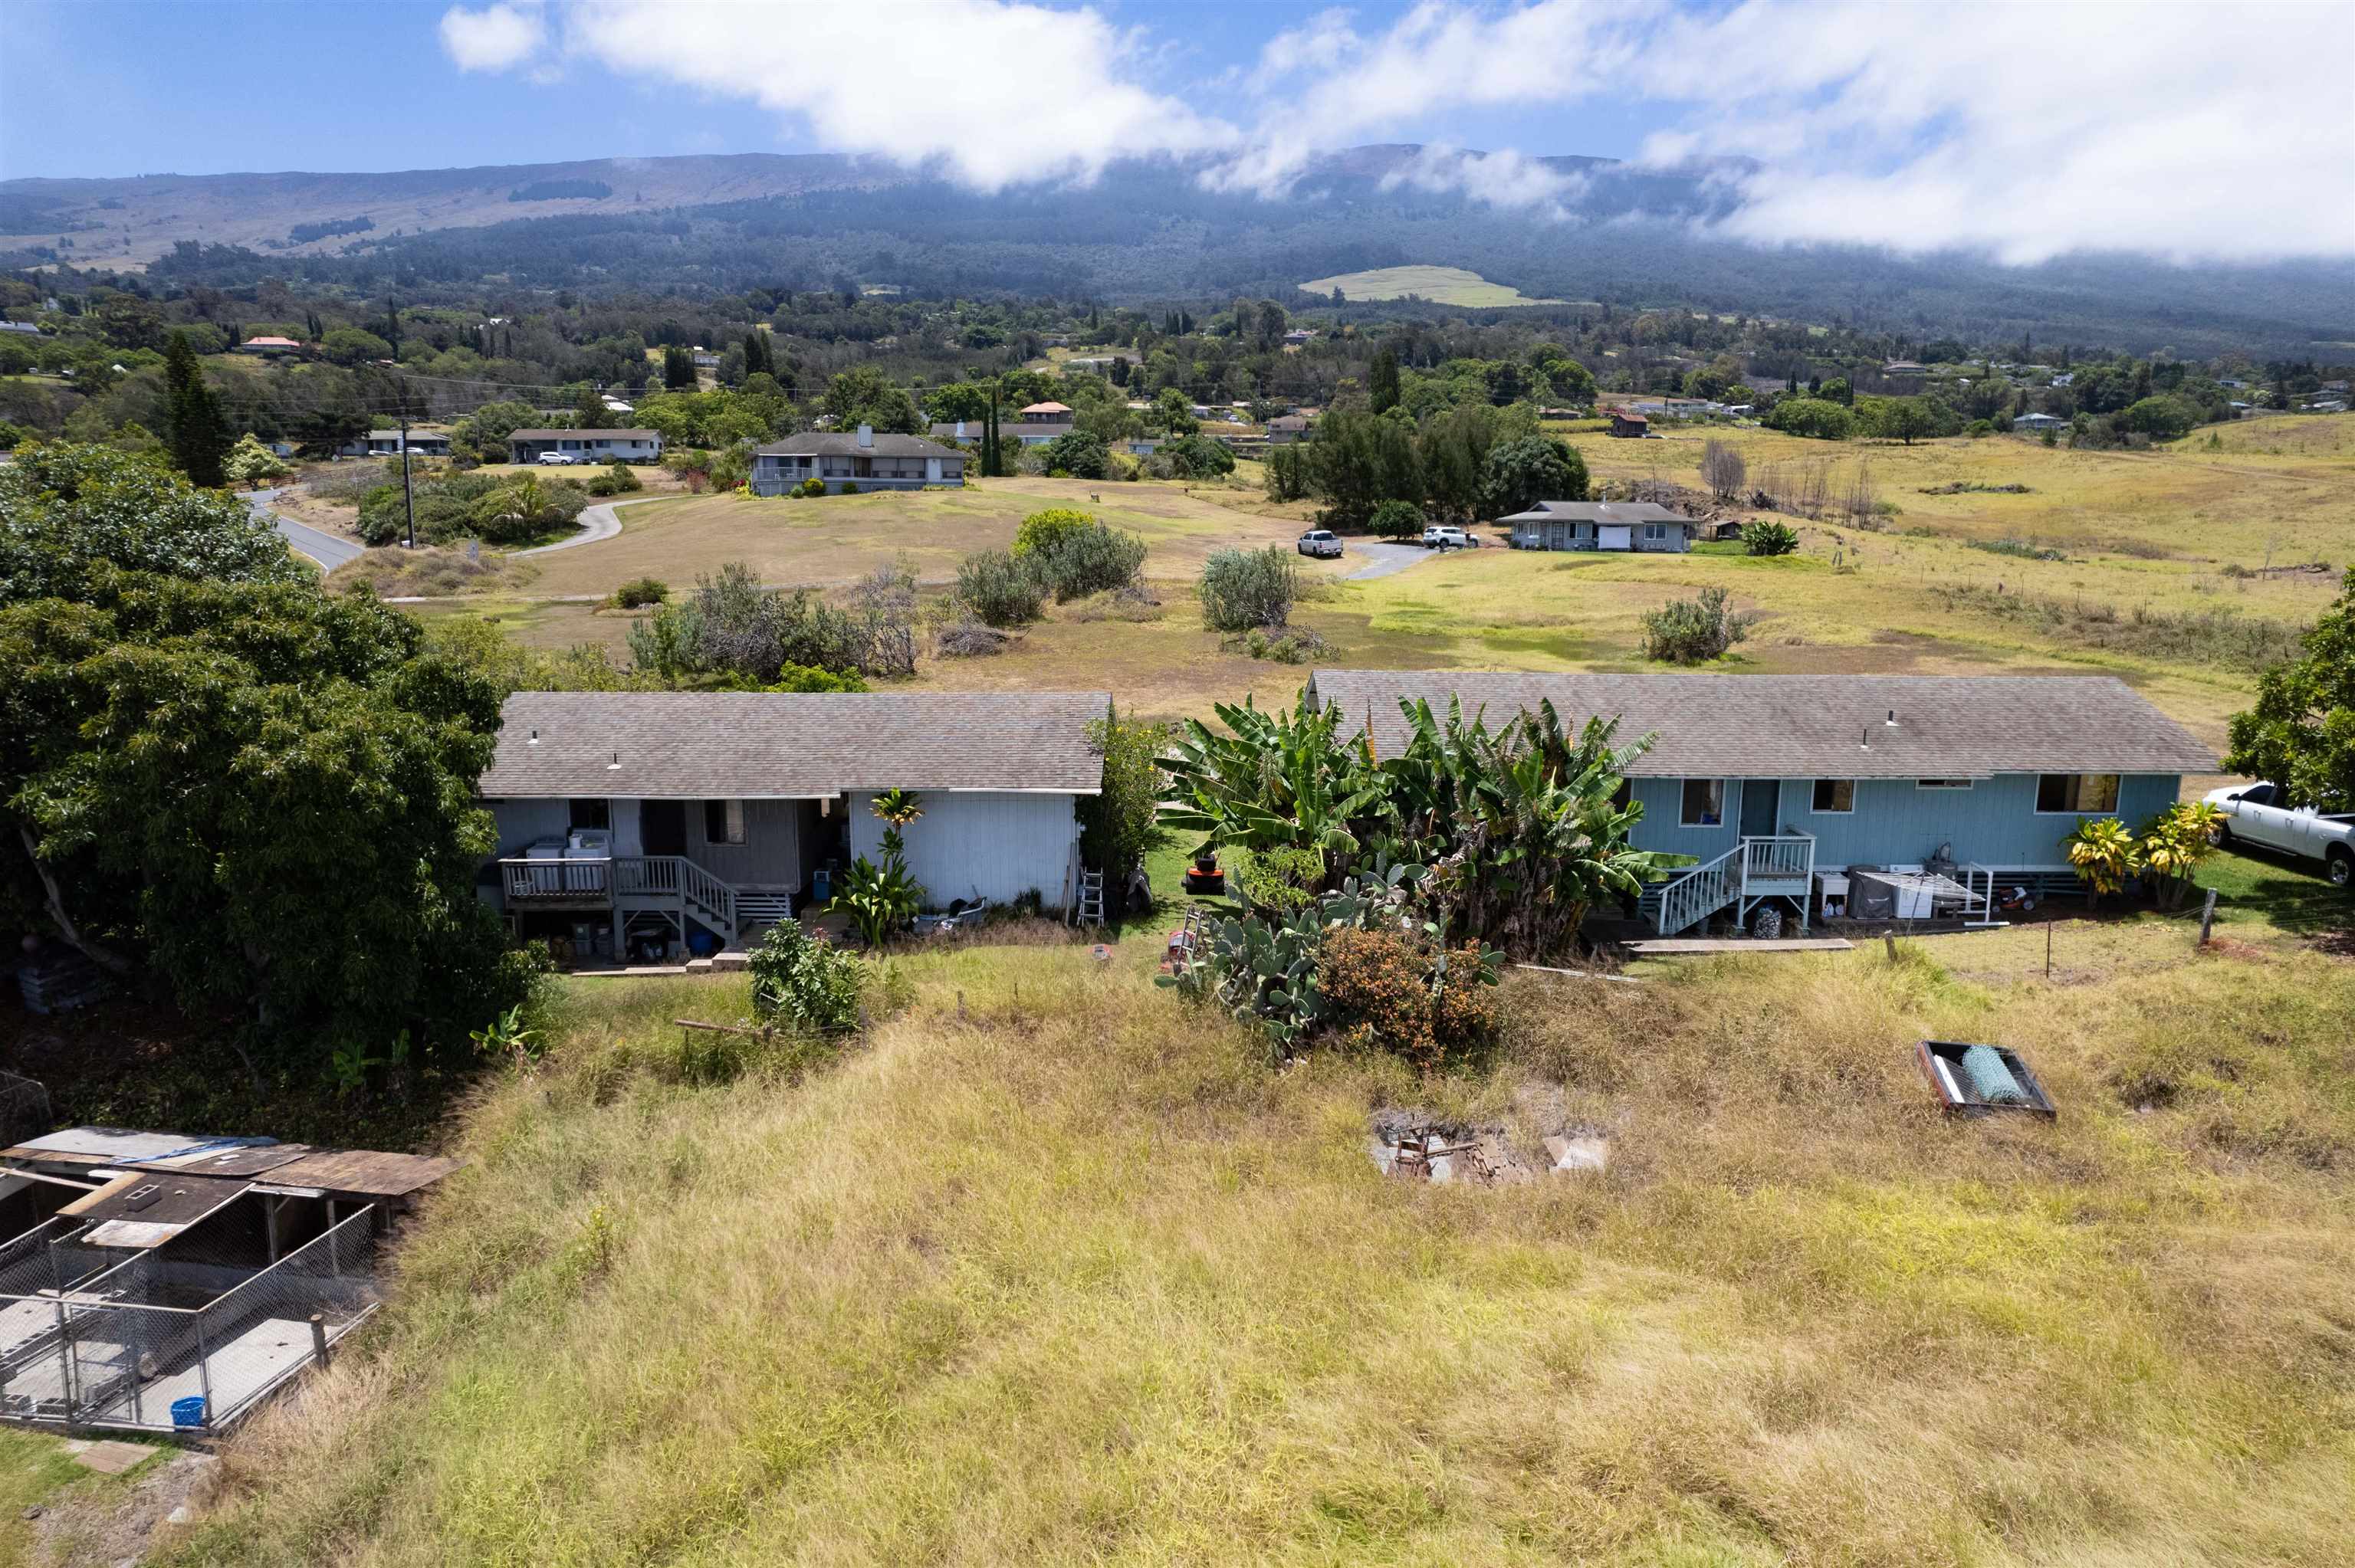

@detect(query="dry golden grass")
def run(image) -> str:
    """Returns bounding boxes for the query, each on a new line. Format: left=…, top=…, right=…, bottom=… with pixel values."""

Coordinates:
left=165, top=895, right=2354, bottom=1566
left=517, top=476, right=1309, bottom=599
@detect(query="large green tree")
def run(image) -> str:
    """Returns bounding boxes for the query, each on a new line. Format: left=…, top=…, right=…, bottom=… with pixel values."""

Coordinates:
left=2, top=448, right=534, bottom=1058
left=2225, top=567, right=2355, bottom=809
left=1, top=441, right=298, bottom=604
left=1368, top=346, right=1401, bottom=415
left=1480, top=435, right=1588, bottom=518
left=162, top=330, right=232, bottom=487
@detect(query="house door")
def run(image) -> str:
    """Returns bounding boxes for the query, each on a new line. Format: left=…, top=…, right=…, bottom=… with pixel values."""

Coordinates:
left=1739, top=779, right=1781, bottom=838
left=640, top=800, right=687, bottom=857
left=1598, top=525, right=1634, bottom=550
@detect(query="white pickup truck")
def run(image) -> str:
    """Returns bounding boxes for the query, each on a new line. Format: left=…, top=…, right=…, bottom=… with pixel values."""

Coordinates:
left=2203, top=782, right=2355, bottom=887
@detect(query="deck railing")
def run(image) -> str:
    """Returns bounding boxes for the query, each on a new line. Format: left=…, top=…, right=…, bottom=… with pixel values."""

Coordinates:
left=500, top=856, right=612, bottom=900
left=1740, top=834, right=1815, bottom=885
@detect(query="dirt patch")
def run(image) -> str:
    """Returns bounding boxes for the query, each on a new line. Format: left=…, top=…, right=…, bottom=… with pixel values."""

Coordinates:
left=1369, top=1092, right=1611, bottom=1183
left=2308, top=928, right=2355, bottom=962
left=33, top=1448, right=216, bottom=1567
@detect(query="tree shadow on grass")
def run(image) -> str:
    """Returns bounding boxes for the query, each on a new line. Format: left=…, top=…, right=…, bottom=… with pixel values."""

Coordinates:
left=2198, top=849, right=2351, bottom=940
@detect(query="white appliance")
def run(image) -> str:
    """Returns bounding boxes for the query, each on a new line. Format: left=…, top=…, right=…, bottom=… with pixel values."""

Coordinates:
left=1815, top=871, right=1849, bottom=920
left=567, top=828, right=613, bottom=857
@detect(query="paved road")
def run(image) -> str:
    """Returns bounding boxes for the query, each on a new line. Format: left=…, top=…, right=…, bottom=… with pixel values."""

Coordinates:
left=1344, top=540, right=1442, bottom=580
left=513, top=500, right=623, bottom=556
left=247, top=489, right=362, bottom=571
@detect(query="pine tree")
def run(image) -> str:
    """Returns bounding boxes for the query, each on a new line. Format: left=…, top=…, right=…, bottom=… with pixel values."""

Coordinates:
left=743, top=330, right=769, bottom=377
left=383, top=297, right=400, bottom=357
left=162, top=331, right=232, bottom=488
left=1368, top=346, right=1401, bottom=415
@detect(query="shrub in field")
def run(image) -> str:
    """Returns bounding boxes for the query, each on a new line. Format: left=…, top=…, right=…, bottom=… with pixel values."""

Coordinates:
left=1197, top=546, right=1299, bottom=631
left=1369, top=498, right=1425, bottom=540
left=955, top=548, right=1049, bottom=627
left=1011, top=507, right=1095, bottom=558
left=1032, top=522, right=1147, bottom=601
left=747, top=919, right=865, bottom=1036
left=586, top=461, right=642, bottom=497
left=1162, top=435, right=1235, bottom=479
left=1641, top=585, right=1755, bottom=663
left=1233, top=845, right=1325, bottom=914
left=794, top=477, right=826, bottom=498
left=1318, top=927, right=1497, bottom=1072
left=1742, top=520, right=1800, bottom=556
left=611, top=576, right=667, bottom=609
left=935, top=618, right=1013, bottom=658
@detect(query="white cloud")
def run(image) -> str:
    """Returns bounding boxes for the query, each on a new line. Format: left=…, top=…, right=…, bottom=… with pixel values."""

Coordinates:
left=438, top=3, right=546, bottom=73
left=560, top=0, right=1236, bottom=191
left=1627, top=1, right=2355, bottom=263
left=1379, top=146, right=1587, bottom=218
left=443, top=0, right=2355, bottom=265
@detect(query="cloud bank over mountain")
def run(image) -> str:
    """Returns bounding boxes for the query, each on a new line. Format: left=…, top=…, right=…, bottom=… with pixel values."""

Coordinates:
left=441, top=0, right=2355, bottom=266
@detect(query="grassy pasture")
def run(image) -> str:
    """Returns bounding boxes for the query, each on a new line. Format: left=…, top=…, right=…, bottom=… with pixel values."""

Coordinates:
left=165, top=870, right=2355, bottom=1565
left=1301, top=264, right=1574, bottom=308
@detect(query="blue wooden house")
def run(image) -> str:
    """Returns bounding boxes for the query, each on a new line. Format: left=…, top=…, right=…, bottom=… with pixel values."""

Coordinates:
left=1308, top=671, right=2215, bottom=935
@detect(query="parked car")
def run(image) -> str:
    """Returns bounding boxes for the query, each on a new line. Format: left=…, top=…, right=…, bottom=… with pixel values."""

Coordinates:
left=1421, top=525, right=1476, bottom=549
left=1296, top=529, right=1343, bottom=559
left=2202, top=781, right=2355, bottom=886
left=537, top=451, right=583, bottom=465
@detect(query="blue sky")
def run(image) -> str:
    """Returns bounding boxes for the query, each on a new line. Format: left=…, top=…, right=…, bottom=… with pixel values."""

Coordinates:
left=0, top=1, right=1658, bottom=182
left=5, top=2, right=2350, bottom=265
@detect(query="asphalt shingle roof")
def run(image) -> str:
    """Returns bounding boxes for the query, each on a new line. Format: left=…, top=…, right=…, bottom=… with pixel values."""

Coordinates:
left=507, top=428, right=660, bottom=441
left=1498, top=500, right=1689, bottom=525
left=756, top=432, right=963, bottom=458
left=1307, top=672, right=2215, bottom=779
left=481, top=691, right=1109, bottom=799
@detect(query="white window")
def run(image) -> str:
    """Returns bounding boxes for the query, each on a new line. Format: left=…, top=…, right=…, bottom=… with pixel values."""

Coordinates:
left=1644, top=523, right=1667, bottom=540
left=1811, top=779, right=1855, bottom=813
left=2036, top=773, right=2120, bottom=813
left=1680, top=778, right=1726, bottom=826
left=1917, top=778, right=1975, bottom=790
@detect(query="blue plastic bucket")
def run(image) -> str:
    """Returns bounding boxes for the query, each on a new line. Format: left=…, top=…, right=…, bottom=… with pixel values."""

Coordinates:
left=170, top=1395, right=209, bottom=1428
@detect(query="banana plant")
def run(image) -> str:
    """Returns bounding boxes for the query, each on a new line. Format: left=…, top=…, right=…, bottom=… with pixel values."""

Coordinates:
left=1158, top=688, right=1388, bottom=883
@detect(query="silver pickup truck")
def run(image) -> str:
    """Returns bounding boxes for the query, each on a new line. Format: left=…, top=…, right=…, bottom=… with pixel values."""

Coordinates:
left=2203, top=782, right=2355, bottom=887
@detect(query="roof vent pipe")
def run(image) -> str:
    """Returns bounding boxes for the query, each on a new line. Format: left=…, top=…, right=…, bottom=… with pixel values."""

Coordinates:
left=608, top=751, right=622, bottom=771
left=527, top=728, right=539, bottom=745
left=1861, top=727, right=1871, bottom=750
left=1886, top=709, right=1900, bottom=726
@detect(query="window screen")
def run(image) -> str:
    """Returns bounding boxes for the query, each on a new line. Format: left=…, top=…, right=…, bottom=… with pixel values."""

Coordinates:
left=567, top=798, right=609, bottom=831
left=2036, top=773, right=2120, bottom=812
left=704, top=799, right=744, bottom=844
left=1917, top=778, right=1974, bottom=790
left=1811, top=779, right=1855, bottom=813
left=1680, top=779, right=1725, bottom=826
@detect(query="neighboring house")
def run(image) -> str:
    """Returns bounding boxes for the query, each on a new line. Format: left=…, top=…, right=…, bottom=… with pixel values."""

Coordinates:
left=1063, top=356, right=1119, bottom=372
left=1005, top=420, right=1076, bottom=448
left=751, top=426, right=965, bottom=494
left=601, top=395, right=635, bottom=414
left=1265, top=415, right=1312, bottom=444
left=1499, top=500, right=1697, bottom=553
left=478, top=690, right=1110, bottom=954
left=1124, top=438, right=1162, bottom=456
left=1307, top=671, right=2213, bottom=936
left=928, top=419, right=985, bottom=444
left=0, top=320, right=43, bottom=336
left=340, top=429, right=452, bottom=458
left=1882, top=360, right=1926, bottom=378
left=1020, top=401, right=1073, bottom=419
left=1608, top=411, right=1650, bottom=438
left=2012, top=412, right=2068, bottom=434
left=506, top=428, right=664, bottom=464
left=2050, top=372, right=2074, bottom=389
left=238, top=335, right=302, bottom=356
left=1283, top=328, right=1315, bottom=345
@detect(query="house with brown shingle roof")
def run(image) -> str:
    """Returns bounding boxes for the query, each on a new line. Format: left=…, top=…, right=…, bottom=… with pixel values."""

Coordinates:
left=478, top=690, right=1109, bottom=954
left=1309, top=671, right=2212, bottom=933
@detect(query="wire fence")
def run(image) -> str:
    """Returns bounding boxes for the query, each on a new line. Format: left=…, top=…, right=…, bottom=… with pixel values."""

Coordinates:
left=0, top=1208, right=379, bottom=1431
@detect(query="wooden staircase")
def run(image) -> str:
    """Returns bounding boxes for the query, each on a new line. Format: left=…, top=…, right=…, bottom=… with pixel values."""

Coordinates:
left=1638, top=835, right=1816, bottom=937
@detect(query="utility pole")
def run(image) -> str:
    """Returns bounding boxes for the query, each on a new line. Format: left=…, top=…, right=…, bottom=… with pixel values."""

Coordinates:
left=398, top=374, right=417, bottom=550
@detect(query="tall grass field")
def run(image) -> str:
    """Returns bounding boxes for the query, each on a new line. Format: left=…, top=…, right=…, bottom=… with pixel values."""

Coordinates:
left=165, top=891, right=2354, bottom=1565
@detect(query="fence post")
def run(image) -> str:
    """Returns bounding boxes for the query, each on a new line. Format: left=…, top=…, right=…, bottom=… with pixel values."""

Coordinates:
left=310, top=1313, right=329, bottom=1367
left=2199, top=888, right=2217, bottom=946
left=195, top=1319, right=212, bottom=1425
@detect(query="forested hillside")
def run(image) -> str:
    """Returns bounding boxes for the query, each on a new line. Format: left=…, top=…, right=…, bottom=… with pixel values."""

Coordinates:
left=8, top=148, right=2352, bottom=354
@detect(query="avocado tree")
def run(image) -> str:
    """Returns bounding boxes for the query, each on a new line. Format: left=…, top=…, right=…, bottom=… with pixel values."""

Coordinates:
left=2225, top=567, right=2355, bottom=809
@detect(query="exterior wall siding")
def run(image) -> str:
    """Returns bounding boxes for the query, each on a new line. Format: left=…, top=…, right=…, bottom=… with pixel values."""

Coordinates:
left=849, top=790, right=1079, bottom=908
left=684, top=799, right=803, bottom=889
left=1629, top=772, right=2183, bottom=869
left=488, top=799, right=570, bottom=856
